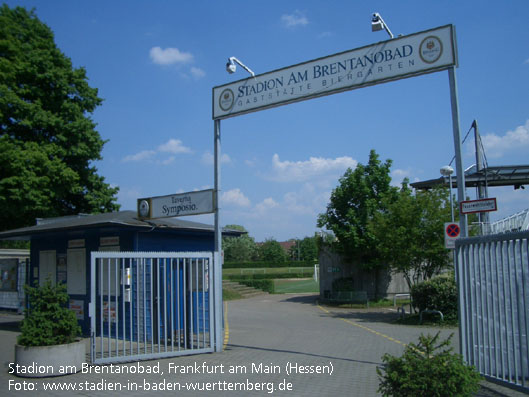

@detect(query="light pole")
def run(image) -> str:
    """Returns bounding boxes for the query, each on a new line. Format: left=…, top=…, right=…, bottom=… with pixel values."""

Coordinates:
left=371, top=12, right=394, bottom=39
left=211, top=56, right=255, bottom=352
left=440, top=165, right=455, bottom=222
left=226, top=57, right=255, bottom=77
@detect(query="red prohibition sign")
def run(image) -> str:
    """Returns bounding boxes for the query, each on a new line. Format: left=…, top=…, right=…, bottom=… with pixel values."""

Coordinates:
left=446, top=224, right=460, bottom=238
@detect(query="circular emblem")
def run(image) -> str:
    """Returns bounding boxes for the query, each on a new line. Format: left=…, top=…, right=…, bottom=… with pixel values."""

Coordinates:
left=219, top=88, right=235, bottom=112
left=138, top=200, right=150, bottom=218
left=419, top=35, right=443, bottom=64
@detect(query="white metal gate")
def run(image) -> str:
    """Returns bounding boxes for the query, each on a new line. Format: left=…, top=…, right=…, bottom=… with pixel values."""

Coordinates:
left=90, top=251, right=215, bottom=364
left=456, top=231, right=529, bottom=392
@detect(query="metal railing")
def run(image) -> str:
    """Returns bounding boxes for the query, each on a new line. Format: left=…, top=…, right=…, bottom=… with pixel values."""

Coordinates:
left=90, top=251, right=215, bottom=364
left=456, top=232, right=529, bottom=392
left=488, top=209, right=529, bottom=234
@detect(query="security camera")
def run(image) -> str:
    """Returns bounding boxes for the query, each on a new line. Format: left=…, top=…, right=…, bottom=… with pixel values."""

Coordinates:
left=226, top=60, right=236, bottom=74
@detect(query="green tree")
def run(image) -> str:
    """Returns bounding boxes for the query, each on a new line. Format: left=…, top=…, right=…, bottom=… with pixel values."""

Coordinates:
left=317, top=149, right=398, bottom=267
left=289, top=236, right=318, bottom=261
left=370, top=182, right=451, bottom=290
left=223, top=225, right=258, bottom=262
left=258, top=238, right=287, bottom=263
left=0, top=5, right=119, bottom=232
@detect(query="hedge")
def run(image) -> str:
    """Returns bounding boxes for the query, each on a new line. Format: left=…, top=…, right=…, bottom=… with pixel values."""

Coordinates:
left=224, top=260, right=318, bottom=269
left=224, top=272, right=312, bottom=281
left=234, top=279, right=275, bottom=293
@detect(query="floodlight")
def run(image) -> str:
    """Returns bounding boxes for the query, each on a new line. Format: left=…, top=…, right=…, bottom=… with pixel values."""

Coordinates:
left=226, top=56, right=255, bottom=77
left=440, top=165, right=454, bottom=177
left=371, top=12, right=394, bottom=39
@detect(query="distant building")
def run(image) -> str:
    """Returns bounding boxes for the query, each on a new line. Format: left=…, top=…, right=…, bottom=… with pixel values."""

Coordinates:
left=319, top=247, right=410, bottom=301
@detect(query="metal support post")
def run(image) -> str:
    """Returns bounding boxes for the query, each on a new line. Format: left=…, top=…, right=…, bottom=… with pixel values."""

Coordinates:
left=448, top=66, right=467, bottom=238
left=473, top=120, right=490, bottom=233
left=448, top=66, right=468, bottom=360
left=213, top=119, right=223, bottom=352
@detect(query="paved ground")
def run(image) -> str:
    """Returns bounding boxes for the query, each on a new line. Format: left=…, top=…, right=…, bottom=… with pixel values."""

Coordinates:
left=0, top=294, right=527, bottom=396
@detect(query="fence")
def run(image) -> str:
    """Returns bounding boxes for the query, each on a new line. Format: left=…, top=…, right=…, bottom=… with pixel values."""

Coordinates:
left=456, top=231, right=529, bottom=392
left=488, top=209, right=529, bottom=234
left=90, top=252, right=216, bottom=364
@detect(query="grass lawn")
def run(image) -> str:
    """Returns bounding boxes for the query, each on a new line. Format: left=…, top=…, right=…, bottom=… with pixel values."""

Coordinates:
left=274, top=278, right=319, bottom=294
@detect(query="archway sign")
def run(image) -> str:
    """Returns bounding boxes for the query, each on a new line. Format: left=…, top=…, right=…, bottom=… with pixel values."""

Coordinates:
left=211, top=24, right=466, bottom=351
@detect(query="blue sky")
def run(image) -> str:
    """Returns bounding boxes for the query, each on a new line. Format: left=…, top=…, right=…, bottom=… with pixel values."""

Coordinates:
left=6, top=1, right=529, bottom=241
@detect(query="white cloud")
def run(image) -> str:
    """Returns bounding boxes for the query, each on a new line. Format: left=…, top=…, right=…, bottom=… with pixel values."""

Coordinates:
left=122, top=138, right=192, bottom=163
left=524, top=58, right=529, bottom=64
left=190, top=67, right=206, bottom=79
left=149, top=47, right=193, bottom=65
left=283, top=191, right=315, bottom=215
left=245, top=158, right=257, bottom=167
left=122, top=150, right=156, bottom=162
left=391, top=168, right=413, bottom=186
left=221, top=184, right=332, bottom=240
left=269, top=153, right=357, bottom=182
left=221, top=188, right=251, bottom=208
left=255, top=197, right=279, bottom=213
left=161, top=156, right=175, bottom=165
left=481, top=119, right=529, bottom=159
left=281, top=10, right=308, bottom=28
left=158, top=139, right=192, bottom=154
left=202, top=151, right=232, bottom=165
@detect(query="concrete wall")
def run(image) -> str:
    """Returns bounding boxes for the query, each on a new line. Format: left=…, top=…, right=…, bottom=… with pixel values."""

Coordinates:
left=319, top=247, right=410, bottom=300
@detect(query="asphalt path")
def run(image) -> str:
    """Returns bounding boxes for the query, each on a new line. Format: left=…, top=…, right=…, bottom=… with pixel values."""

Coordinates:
left=225, top=293, right=457, bottom=396
left=0, top=294, right=526, bottom=396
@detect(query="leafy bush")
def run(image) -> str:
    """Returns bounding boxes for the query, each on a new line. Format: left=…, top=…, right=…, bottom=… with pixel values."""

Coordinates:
left=411, top=272, right=457, bottom=320
left=18, top=280, right=81, bottom=347
left=377, top=332, right=481, bottom=397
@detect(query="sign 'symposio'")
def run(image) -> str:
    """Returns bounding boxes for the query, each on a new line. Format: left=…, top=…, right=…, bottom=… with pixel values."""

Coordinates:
left=213, top=25, right=457, bottom=120
left=137, top=189, right=215, bottom=220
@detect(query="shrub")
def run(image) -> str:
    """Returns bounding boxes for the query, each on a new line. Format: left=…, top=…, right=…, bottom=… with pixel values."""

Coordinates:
left=377, top=332, right=481, bottom=397
left=18, top=280, right=81, bottom=347
left=411, top=272, right=457, bottom=320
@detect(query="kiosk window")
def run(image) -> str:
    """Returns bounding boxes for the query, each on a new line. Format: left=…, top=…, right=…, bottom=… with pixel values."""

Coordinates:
left=67, top=248, right=86, bottom=294
left=39, top=250, right=56, bottom=286
left=0, top=259, right=17, bottom=291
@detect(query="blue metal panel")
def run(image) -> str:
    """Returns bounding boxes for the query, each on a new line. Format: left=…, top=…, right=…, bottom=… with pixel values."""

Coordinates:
left=191, top=291, right=210, bottom=332
left=136, top=230, right=214, bottom=252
